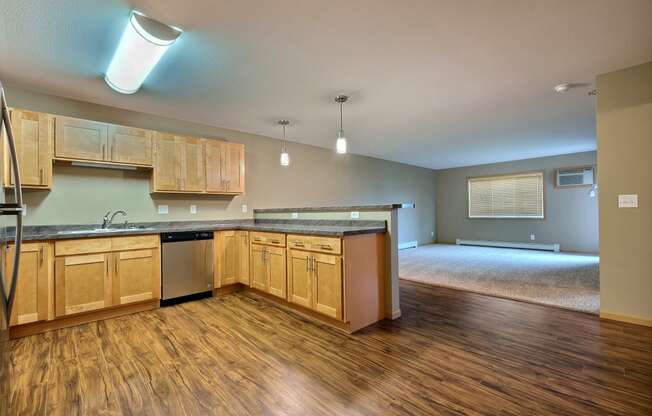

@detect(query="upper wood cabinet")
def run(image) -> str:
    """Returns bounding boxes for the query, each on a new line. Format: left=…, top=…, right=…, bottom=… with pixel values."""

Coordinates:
left=182, top=136, right=205, bottom=192
left=205, top=140, right=226, bottom=192
left=153, top=134, right=244, bottom=194
left=152, top=133, right=207, bottom=193
left=3, top=109, right=54, bottom=189
left=4, top=242, right=53, bottom=326
left=54, top=116, right=153, bottom=168
left=108, top=124, right=153, bottom=166
left=55, top=116, right=108, bottom=162
left=152, top=132, right=182, bottom=191
left=224, top=143, right=245, bottom=193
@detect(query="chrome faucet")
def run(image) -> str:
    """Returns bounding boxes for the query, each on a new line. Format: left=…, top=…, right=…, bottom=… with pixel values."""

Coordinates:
left=102, top=210, right=127, bottom=229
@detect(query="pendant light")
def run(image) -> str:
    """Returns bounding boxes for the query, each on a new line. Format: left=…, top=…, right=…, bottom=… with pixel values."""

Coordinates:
left=278, top=119, right=290, bottom=166
left=334, top=95, right=348, bottom=154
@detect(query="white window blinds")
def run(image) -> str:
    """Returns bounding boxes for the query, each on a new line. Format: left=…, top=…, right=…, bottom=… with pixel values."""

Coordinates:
left=468, top=172, right=544, bottom=219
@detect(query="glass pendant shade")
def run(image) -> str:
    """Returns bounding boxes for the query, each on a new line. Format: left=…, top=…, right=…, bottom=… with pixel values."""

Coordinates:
left=280, top=150, right=290, bottom=166
left=336, top=131, right=347, bottom=154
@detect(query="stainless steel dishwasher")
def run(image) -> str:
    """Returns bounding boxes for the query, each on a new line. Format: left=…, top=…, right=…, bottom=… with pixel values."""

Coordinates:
left=161, top=231, right=214, bottom=306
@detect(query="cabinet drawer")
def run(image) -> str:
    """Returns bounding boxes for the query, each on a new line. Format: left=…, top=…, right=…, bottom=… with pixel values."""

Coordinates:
left=111, top=235, right=159, bottom=251
left=55, top=238, right=112, bottom=256
left=287, top=235, right=341, bottom=255
left=250, top=231, right=285, bottom=247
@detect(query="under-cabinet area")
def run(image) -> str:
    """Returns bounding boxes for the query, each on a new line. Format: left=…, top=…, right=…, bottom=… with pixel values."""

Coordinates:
left=2, top=107, right=245, bottom=194
left=5, top=227, right=386, bottom=338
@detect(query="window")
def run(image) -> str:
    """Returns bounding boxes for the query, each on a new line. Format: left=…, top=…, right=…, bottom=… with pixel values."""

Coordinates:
left=468, top=172, right=544, bottom=219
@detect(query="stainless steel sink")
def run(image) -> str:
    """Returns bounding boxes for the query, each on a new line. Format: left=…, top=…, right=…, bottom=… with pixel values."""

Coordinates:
left=56, top=227, right=156, bottom=235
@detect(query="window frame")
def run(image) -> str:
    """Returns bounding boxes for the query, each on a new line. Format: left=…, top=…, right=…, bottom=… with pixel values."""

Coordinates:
left=467, top=170, right=546, bottom=220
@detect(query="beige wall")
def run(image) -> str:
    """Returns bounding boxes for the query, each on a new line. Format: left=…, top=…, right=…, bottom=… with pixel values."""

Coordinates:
left=596, top=62, right=652, bottom=324
left=4, top=84, right=437, bottom=245
left=435, top=151, right=599, bottom=253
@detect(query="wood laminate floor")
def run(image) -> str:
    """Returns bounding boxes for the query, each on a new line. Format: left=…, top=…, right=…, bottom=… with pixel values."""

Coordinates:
left=8, top=281, right=652, bottom=415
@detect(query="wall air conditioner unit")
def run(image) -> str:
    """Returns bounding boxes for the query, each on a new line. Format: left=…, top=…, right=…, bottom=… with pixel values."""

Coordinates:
left=555, top=166, right=595, bottom=188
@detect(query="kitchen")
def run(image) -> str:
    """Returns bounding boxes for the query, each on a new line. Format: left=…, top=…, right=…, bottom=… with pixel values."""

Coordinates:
left=1, top=2, right=651, bottom=415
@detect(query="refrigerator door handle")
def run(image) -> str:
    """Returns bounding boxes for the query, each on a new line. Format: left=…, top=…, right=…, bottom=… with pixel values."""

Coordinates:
left=0, top=83, right=24, bottom=324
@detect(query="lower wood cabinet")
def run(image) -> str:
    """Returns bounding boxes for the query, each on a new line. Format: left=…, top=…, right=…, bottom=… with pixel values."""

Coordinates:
left=54, top=235, right=161, bottom=317
left=3, top=242, right=53, bottom=326
left=250, top=242, right=286, bottom=299
left=55, top=252, right=112, bottom=316
left=287, top=248, right=343, bottom=320
left=112, top=248, right=160, bottom=305
left=215, top=230, right=249, bottom=287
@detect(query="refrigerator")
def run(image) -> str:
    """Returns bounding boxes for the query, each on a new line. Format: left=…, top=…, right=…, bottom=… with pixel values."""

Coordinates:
left=0, top=82, right=24, bottom=416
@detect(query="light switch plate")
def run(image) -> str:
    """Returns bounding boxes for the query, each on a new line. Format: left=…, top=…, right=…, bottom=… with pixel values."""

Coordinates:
left=291, top=212, right=299, bottom=219
left=530, top=234, right=536, bottom=241
left=618, top=194, right=638, bottom=208
left=190, top=205, right=197, bottom=214
left=350, top=211, right=360, bottom=219
left=241, top=204, right=248, bottom=213
left=22, top=204, right=26, bottom=217
left=158, top=205, right=169, bottom=214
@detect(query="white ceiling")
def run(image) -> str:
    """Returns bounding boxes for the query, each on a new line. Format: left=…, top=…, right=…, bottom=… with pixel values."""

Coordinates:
left=1, top=0, right=651, bottom=169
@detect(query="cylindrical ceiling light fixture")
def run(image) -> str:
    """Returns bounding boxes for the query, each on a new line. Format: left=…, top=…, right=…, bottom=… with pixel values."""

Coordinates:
left=105, top=11, right=182, bottom=94
left=278, top=119, right=290, bottom=166
left=334, top=95, right=348, bottom=154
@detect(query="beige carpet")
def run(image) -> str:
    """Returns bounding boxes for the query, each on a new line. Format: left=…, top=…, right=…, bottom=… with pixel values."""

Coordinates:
left=399, top=244, right=600, bottom=314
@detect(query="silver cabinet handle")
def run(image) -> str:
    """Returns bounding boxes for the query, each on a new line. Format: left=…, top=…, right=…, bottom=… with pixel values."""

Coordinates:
left=271, top=239, right=280, bottom=244
left=102, top=144, right=106, bottom=160
left=320, top=244, right=332, bottom=250
left=39, top=245, right=44, bottom=267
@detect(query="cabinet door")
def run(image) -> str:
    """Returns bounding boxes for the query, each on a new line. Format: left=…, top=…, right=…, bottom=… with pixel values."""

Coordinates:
left=236, top=231, right=250, bottom=285
left=249, top=244, right=267, bottom=291
left=215, top=231, right=238, bottom=287
left=224, top=143, right=245, bottom=193
left=4, top=243, right=50, bottom=326
left=205, top=139, right=226, bottom=192
left=312, top=253, right=343, bottom=320
left=112, top=249, right=160, bottom=305
left=287, top=249, right=312, bottom=308
left=266, top=246, right=286, bottom=299
left=5, top=109, right=53, bottom=187
left=182, top=136, right=205, bottom=192
left=55, top=116, right=108, bottom=161
left=55, top=253, right=112, bottom=317
left=153, top=132, right=182, bottom=191
left=108, top=124, right=153, bottom=166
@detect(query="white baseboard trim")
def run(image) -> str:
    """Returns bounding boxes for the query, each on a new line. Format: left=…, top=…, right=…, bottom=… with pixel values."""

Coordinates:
left=456, top=238, right=560, bottom=252
left=398, top=240, right=418, bottom=250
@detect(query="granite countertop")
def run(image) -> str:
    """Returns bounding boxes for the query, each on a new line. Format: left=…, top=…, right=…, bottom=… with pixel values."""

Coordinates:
left=10, top=219, right=386, bottom=241
left=253, top=203, right=415, bottom=213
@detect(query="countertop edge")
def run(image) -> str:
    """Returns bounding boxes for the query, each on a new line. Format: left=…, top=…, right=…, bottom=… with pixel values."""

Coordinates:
left=18, top=224, right=386, bottom=242
left=253, top=203, right=415, bottom=213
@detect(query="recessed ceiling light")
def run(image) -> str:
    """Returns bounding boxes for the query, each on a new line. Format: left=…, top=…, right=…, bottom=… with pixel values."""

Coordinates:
left=105, top=11, right=182, bottom=94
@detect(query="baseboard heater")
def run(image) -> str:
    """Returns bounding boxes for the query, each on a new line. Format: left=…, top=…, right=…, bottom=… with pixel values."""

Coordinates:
left=398, top=240, right=418, bottom=250
left=456, top=239, right=560, bottom=252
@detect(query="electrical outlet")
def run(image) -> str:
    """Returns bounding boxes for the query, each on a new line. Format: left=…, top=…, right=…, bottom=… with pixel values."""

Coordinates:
left=530, top=234, right=536, bottom=241
left=291, top=212, right=299, bottom=219
left=190, top=205, right=197, bottom=214
left=431, top=231, right=434, bottom=237
left=22, top=204, right=27, bottom=217
left=158, top=205, right=169, bottom=215
left=241, top=204, right=248, bottom=213
left=350, top=211, right=360, bottom=219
